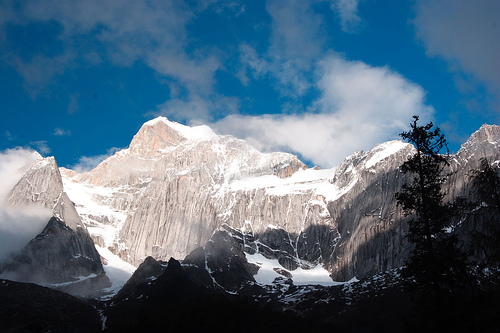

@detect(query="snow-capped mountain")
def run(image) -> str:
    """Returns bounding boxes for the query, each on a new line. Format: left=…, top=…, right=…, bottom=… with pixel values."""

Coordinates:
left=58, top=117, right=500, bottom=288
left=57, top=117, right=413, bottom=286
left=2, top=117, right=499, bottom=298
left=2, top=118, right=499, bottom=332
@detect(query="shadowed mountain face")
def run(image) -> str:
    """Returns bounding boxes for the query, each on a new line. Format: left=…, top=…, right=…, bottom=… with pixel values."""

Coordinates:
left=1, top=217, right=109, bottom=297
left=2, top=231, right=499, bottom=333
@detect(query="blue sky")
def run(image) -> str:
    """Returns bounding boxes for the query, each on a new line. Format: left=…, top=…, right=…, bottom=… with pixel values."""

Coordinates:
left=1, top=0, right=499, bottom=169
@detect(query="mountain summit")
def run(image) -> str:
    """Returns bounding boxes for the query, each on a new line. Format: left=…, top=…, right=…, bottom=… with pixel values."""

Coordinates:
left=128, top=117, right=219, bottom=158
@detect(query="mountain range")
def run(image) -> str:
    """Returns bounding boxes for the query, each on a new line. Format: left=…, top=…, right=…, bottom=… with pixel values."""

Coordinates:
left=1, top=117, right=499, bottom=331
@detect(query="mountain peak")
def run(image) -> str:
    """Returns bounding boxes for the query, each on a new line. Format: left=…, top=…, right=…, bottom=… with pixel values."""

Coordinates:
left=473, top=124, right=500, bottom=143
left=128, top=117, right=218, bottom=157
left=459, top=124, right=500, bottom=155
left=144, top=116, right=217, bottom=141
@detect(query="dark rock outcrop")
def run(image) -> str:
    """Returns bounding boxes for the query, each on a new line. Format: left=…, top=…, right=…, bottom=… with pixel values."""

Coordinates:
left=203, top=228, right=259, bottom=291
left=103, top=257, right=333, bottom=333
left=114, top=256, right=167, bottom=300
left=0, top=279, right=101, bottom=333
left=1, top=217, right=109, bottom=297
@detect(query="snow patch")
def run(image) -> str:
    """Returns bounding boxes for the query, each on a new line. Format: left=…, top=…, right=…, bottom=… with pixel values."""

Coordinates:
left=46, top=273, right=97, bottom=288
left=365, top=141, right=408, bottom=169
left=246, top=252, right=354, bottom=286
left=96, top=245, right=136, bottom=299
left=145, top=116, right=217, bottom=141
left=230, top=167, right=339, bottom=196
left=61, top=178, right=128, bottom=247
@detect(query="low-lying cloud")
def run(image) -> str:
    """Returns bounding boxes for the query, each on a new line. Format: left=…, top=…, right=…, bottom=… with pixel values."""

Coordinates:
left=0, top=148, right=52, bottom=262
left=0, top=206, right=52, bottom=262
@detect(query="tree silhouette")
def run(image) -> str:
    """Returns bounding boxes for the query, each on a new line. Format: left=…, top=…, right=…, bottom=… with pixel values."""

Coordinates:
left=396, top=116, right=467, bottom=330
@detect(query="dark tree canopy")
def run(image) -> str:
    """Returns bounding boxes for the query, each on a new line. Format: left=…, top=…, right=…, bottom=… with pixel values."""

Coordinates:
left=469, top=158, right=500, bottom=270
left=396, top=116, right=465, bottom=297
left=470, top=158, right=500, bottom=210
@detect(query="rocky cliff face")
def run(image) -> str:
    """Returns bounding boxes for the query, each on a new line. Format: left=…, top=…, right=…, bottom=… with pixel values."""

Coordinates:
left=62, top=117, right=309, bottom=266
left=1, top=155, right=109, bottom=296
left=7, top=157, right=82, bottom=229
left=59, top=117, right=500, bottom=283
left=324, top=125, right=500, bottom=280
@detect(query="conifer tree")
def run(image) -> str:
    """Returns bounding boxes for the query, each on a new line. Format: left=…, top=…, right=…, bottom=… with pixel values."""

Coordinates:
left=395, top=116, right=466, bottom=311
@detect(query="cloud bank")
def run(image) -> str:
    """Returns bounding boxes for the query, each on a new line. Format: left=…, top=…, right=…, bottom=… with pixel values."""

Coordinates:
left=214, top=56, right=434, bottom=167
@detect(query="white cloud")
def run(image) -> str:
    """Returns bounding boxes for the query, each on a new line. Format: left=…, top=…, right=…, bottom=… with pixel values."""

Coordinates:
left=214, top=56, right=434, bottom=168
left=238, top=43, right=271, bottom=83
left=0, top=206, right=52, bottom=262
left=0, top=0, right=219, bottom=96
left=0, top=148, right=40, bottom=201
left=0, top=148, right=52, bottom=261
left=413, top=0, right=500, bottom=111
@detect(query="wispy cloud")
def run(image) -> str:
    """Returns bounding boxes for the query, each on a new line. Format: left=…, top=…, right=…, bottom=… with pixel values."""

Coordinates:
left=221, top=1, right=433, bottom=167
left=67, top=94, right=80, bottom=114
left=0, top=148, right=40, bottom=201
left=237, top=0, right=325, bottom=97
left=0, top=0, right=219, bottom=97
left=29, top=140, right=51, bottom=155
left=54, top=127, right=71, bottom=136
left=330, top=0, right=364, bottom=33
left=153, top=94, right=240, bottom=124
left=413, top=0, right=500, bottom=113
left=266, top=0, right=324, bottom=69
left=7, top=52, right=75, bottom=98
left=70, top=147, right=122, bottom=173
left=4, top=131, right=15, bottom=142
